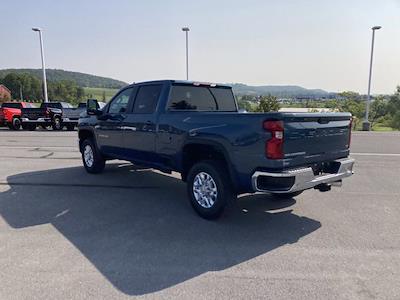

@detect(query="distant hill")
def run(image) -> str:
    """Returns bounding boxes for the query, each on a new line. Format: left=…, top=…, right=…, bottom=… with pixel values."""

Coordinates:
left=0, top=69, right=334, bottom=98
left=0, top=68, right=127, bottom=89
left=231, top=83, right=333, bottom=98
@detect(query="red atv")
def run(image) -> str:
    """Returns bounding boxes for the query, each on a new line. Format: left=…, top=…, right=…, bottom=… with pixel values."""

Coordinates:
left=0, top=102, right=36, bottom=130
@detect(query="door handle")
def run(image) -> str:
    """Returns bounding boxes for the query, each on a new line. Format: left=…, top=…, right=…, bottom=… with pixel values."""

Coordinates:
left=143, top=121, right=153, bottom=131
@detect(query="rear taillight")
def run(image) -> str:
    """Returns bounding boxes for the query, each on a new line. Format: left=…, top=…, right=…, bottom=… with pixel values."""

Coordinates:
left=348, top=118, right=353, bottom=148
left=264, top=120, right=284, bottom=159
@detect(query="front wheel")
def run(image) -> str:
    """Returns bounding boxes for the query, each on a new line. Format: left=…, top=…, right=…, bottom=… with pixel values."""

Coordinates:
left=187, top=160, right=235, bottom=220
left=271, top=191, right=303, bottom=200
left=81, top=139, right=105, bottom=174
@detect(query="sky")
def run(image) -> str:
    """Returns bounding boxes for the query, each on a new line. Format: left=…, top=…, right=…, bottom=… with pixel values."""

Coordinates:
left=1, top=0, right=399, bottom=94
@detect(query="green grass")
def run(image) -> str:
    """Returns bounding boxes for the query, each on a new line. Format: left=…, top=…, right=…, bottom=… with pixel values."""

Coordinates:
left=372, top=124, right=395, bottom=131
left=83, top=87, right=119, bottom=102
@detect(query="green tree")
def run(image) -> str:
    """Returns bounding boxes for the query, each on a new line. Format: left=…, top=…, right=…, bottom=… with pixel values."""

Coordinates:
left=369, top=96, right=388, bottom=127
left=256, top=95, right=280, bottom=112
left=237, top=99, right=253, bottom=112
left=326, top=91, right=364, bottom=129
left=47, top=80, right=85, bottom=105
left=388, top=86, right=400, bottom=130
left=2, top=73, right=42, bottom=101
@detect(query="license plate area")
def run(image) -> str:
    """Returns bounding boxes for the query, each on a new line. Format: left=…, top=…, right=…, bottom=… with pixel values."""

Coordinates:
left=311, top=161, right=341, bottom=176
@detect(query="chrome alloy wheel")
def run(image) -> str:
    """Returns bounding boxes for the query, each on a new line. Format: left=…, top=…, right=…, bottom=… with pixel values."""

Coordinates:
left=55, top=118, right=61, bottom=129
left=83, top=144, right=94, bottom=168
left=193, top=172, right=218, bottom=208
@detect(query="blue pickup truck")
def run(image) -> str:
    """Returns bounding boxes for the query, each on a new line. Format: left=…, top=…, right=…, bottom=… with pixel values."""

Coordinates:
left=78, top=80, right=354, bottom=219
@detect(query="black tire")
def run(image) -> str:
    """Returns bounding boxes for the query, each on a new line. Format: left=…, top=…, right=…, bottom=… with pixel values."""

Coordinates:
left=66, top=124, right=75, bottom=131
left=52, top=117, right=62, bottom=131
left=271, top=191, right=303, bottom=200
left=81, top=138, right=105, bottom=174
left=10, top=118, right=21, bottom=130
left=187, top=160, right=235, bottom=220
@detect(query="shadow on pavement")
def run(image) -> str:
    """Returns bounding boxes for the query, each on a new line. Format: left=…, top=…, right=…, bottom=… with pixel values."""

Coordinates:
left=0, top=164, right=321, bottom=295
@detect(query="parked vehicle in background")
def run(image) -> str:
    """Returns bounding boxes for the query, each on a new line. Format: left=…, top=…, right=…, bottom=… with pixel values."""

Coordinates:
left=62, top=102, right=87, bottom=130
left=78, top=80, right=354, bottom=219
left=21, top=102, right=86, bottom=131
left=0, top=102, right=36, bottom=130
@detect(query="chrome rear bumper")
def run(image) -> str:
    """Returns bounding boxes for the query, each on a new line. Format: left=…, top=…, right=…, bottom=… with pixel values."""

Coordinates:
left=21, top=118, right=50, bottom=123
left=252, top=158, right=355, bottom=193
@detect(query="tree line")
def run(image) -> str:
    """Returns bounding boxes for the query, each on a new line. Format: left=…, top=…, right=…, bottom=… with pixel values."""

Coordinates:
left=0, top=72, right=85, bottom=105
left=237, top=87, right=400, bottom=130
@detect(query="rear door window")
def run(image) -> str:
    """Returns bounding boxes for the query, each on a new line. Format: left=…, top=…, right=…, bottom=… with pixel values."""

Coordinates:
left=132, top=85, right=162, bottom=114
left=168, top=85, right=236, bottom=111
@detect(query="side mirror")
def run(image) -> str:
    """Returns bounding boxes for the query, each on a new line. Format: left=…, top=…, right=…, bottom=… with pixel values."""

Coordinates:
left=87, top=99, right=101, bottom=115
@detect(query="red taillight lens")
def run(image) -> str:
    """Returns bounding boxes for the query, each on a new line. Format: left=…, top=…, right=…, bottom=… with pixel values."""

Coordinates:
left=264, top=120, right=284, bottom=159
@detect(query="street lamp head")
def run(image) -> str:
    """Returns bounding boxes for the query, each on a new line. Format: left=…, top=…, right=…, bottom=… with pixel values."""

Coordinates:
left=372, top=26, right=382, bottom=30
left=32, top=27, right=42, bottom=32
left=182, top=27, right=190, bottom=32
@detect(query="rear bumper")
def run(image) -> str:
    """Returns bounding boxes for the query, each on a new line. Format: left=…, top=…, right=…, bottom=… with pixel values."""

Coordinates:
left=21, top=117, right=51, bottom=124
left=62, top=118, right=78, bottom=123
left=251, top=157, right=355, bottom=193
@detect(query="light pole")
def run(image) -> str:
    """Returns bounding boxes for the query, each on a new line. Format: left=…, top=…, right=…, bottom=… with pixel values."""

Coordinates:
left=363, top=25, right=381, bottom=131
left=32, top=27, right=49, bottom=103
left=182, top=27, right=190, bottom=80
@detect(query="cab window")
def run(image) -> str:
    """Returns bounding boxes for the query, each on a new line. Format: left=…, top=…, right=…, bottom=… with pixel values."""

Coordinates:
left=108, top=88, right=133, bottom=114
left=132, top=85, right=162, bottom=114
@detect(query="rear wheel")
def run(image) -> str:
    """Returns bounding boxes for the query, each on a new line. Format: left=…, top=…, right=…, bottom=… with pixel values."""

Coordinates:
left=81, top=139, right=105, bottom=174
left=187, top=160, right=235, bottom=219
left=10, top=117, right=21, bottom=130
left=52, top=117, right=62, bottom=130
left=271, top=191, right=303, bottom=200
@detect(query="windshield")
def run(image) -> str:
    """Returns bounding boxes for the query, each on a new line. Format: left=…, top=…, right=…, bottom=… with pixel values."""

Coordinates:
left=168, top=85, right=237, bottom=112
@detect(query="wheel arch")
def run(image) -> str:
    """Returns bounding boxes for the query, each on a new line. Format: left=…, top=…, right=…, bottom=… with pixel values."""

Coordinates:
left=181, top=140, right=238, bottom=189
left=78, top=129, right=96, bottom=152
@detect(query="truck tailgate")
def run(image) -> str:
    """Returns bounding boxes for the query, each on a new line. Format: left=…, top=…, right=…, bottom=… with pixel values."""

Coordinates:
left=283, top=113, right=351, bottom=162
left=21, top=108, right=46, bottom=120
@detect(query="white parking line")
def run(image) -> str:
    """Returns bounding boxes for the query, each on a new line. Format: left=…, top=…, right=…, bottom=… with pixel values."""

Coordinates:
left=351, top=153, right=400, bottom=157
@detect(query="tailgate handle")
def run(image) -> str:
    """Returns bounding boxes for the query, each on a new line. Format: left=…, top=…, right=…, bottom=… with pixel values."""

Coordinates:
left=318, top=118, right=330, bottom=124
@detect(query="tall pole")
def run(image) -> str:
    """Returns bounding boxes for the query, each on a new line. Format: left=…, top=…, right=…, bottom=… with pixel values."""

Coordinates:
left=20, top=85, right=23, bottom=101
left=363, top=26, right=381, bottom=131
left=182, top=27, right=190, bottom=80
left=32, top=28, right=48, bottom=103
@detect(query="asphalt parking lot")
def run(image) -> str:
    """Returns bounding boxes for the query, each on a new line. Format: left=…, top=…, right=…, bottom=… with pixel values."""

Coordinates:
left=0, top=129, right=399, bottom=299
